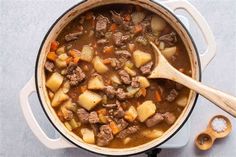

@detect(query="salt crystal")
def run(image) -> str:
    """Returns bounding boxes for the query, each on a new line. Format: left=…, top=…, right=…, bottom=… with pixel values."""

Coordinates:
left=211, top=117, right=227, bottom=133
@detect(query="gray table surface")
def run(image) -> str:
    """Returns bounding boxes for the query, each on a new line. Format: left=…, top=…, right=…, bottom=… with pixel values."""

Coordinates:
left=0, top=0, right=235, bottom=157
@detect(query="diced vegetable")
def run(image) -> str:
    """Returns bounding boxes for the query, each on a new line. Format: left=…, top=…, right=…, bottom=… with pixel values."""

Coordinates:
left=124, top=66, right=136, bottom=76
left=161, top=46, right=177, bottom=59
left=134, top=24, right=143, bottom=34
left=126, top=86, right=140, bottom=98
left=128, top=43, right=135, bottom=52
left=88, top=76, right=105, bottom=90
left=151, top=15, right=166, bottom=33
left=55, top=58, right=67, bottom=68
left=137, top=100, right=156, bottom=122
left=124, top=106, right=138, bottom=122
left=175, top=96, right=188, bottom=107
left=50, top=41, right=59, bottom=51
left=81, top=128, right=95, bottom=144
left=141, top=129, right=164, bottom=139
left=131, top=11, right=145, bottom=24
left=133, top=50, right=152, bottom=68
left=47, top=52, right=57, bottom=61
left=93, top=56, right=109, bottom=74
left=98, top=109, right=108, bottom=123
left=109, top=23, right=117, bottom=32
left=102, top=95, right=108, bottom=104
left=109, top=121, right=120, bottom=134
left=155, top=91, right=162, bottom=102
left=110, top=74, right=121, bottom=84
left=64, top=99, right=77, bottom=112
left=159, top=41, right=165, bottom=50
left=69, top=118, right=80, bottom=129
left=62, top=81, right=70, bottom=93
left=48, top=91, right=54, bottom=99
left=79, top=45, right=94, bottom=62
left=61, top=106, right=73, bottom=120
left=64, top=122, right=72, bottom=131
left=51, top=89, right=69, bottom=107
left=139, top=87, right=147, bottom=97
left=123, top=137, right=131, bottom=144
left=125, top=60, right=134, bottom=69
left=78, top=90, right=102, bottom=110
left=103, top=46, right=114, bottom=54
left=137, top=76, right=150, bottom=88
left=46, top=72, right=63, bottom=92
left=56, top=46, right=65, bottom=55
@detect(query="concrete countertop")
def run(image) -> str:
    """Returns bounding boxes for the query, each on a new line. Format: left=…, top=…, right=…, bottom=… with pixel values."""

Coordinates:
left=0, top=0, right=235, bottom=157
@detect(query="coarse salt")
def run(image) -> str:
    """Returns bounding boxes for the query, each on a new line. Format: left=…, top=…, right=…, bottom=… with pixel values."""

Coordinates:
left=211, top=117, right=227, bottom=133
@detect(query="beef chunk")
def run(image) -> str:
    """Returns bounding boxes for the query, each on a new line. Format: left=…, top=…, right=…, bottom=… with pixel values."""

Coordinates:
left=89, top=111, right=99, bottom=124
left=159, top=32, right=177, bottom=46
left=96, top=125, right=114, bottom=146
left=96, top=15, right=109, bottom=38
left=121, top=35, right=131, bottom=43
left=145, top=112, right=164, bottom=127
left=116, top=88, right=127, bottom=100
left=116, top=126, right=139, bottom=139
left=104, top=86, right=116, bottom=98
left=165, top=89, right=179, bottom=102
left=131, top=77, right=140, bottom=88
left=140, top=61, right=153, bottom=75
left=110, top=11, right=123, bottom=25
left=66, top=63, right=86, bottom=86
left=77, top=108, right=89, bottom=124
left=44, top=61, right=54, bottom=72
left=116, top=118, right=128, bottom=131
left=119, top=70, right=131, bottom=84
left=163, top=112, right=176, bottom=125
left=97, top=38, right=108, bottom=45
left=114, top=104, right=125, bottom=118
left=115, top=50, right=131, bottom=58
left=113, top=32, right=123, bottom=46
left=65, top=32, right=83, bottom=42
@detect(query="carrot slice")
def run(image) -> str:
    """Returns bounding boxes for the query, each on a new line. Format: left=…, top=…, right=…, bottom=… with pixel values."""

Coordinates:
left=109, top=23, right=117, bottom=32
left=109, top=121, right=120, bottom=134
left=140, top=88, right=147, bottom=97
left=80, top=85, right=87, bottom=92
left=73, top=56, right=80, bottom=64
left=50, top=41, right=59, bottom=51
left=103, top=59, right=111, bottom=64
left=134, top=24, right=143, bottom=34
left=47, top=52, right=57, bottom=61
left=103, top=46, right=113, bottom=54
left=66, top=57, right=73, bottom=64
left=155, top=91, right=162, bottom=102
left=97, top=108, right=107, bottom=115
left=69, top=49, right=80, bottom=58
left=124, top=14, right=131, bottom=22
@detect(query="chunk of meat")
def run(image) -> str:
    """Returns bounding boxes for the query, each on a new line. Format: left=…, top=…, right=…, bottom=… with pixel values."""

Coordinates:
left=110, top=11, right=123, bottom=25
left=96, top=125, right=114, bottom=146
left=91, top=124, right=99, bottom=135
left=89, top=111, right=100, bottom=124
left=116, top=126, right=139, bottom=139
left=131, top=77, right=140, bottom=88
left=116, top=118, right=128, bottom=131
left=104, top=86, right=116, bottom=99
left=159, top=32, right=177, bottom=46
left=113, top=32, right=123, bottom=46
left=114, top=104, right=125, bottom=118
left=116, top=88, right=127, bottom=100
left=66, top=63, right=86, bottom=86
left=140, top=61, right=153, bottom=75
left=119, top=70, right=131, bottom=84
left=165, top=89, right=179, bottom=102
left=65, top=32, right=83, bottom=42
left=163, top=112, right=176, bottom=125
left=44, top=61, right=54, bottom=72
left=77, top=108, right=89, bottom=124
left=97, top=38, right=109, bottom=45
left=115, top=50, right=131, bottom=58
left=145, top=112, right=164, bottom=127
left=96, top=15, right=109, bottom=38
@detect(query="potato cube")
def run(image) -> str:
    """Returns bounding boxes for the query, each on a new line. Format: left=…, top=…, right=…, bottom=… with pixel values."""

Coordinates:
left=151, top=15, right=166, bottom=33
left=124, top=66, right=136, bottom=76
left=88, top=76, right=105, bottom=90
left=110, top=74, right=121, bottom=84
left=51, top=89, right=69, bottom=107
left=176, top=96, right=188, bottom=107
left=138, top=76, right=150, bottom=88
left=133, top=50, right=151, bottom=68
left=81, top=128, right=95, bottom=144
left=137, top=100, right=156, bottom=122
left=80, top=45, right=94, bottom=62
left=161, top=46, right=176, bottom=59
left=125, top=106, right=138, bottom=122
left=46, top=72, right=63, bottom=92
left=93, top=56, right=109, bottom=74
left=141, top=129, right=164, bottom=139
left=78, top=90, right=102, bottom=110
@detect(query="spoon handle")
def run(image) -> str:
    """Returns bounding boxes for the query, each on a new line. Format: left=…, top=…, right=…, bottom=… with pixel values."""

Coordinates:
left=171, top=69, right=236, bottom=117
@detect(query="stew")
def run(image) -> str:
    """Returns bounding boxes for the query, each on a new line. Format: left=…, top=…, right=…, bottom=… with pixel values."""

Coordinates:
left=44, top=4, right=192, bottom=148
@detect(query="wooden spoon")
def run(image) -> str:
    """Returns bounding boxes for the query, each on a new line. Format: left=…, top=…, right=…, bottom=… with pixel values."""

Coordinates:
left=148, top=41, right=236, bottom=117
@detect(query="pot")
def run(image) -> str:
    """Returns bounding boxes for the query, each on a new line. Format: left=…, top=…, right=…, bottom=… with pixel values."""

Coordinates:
left=20, top=0, right=216, bottom=156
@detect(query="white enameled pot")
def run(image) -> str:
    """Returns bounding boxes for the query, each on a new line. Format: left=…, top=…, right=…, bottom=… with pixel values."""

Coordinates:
left=20, top=0, right=216, bottom=156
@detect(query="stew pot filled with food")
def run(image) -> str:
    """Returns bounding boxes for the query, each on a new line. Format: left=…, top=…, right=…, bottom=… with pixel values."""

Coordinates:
left=20, top=0, right=216, bottom=156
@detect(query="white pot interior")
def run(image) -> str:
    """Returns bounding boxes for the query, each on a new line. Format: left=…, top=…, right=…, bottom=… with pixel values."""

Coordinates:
left=36, top=0, right=200, bottom=155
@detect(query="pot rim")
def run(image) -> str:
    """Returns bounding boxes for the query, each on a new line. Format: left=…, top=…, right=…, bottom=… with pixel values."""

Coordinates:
left=34, top=0, right=201, bottom=156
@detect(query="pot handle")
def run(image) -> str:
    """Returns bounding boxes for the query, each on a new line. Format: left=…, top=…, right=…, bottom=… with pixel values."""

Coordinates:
left=20, top=77, right=75, bottom=149
left=161, top=0, right=216, bottom=71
